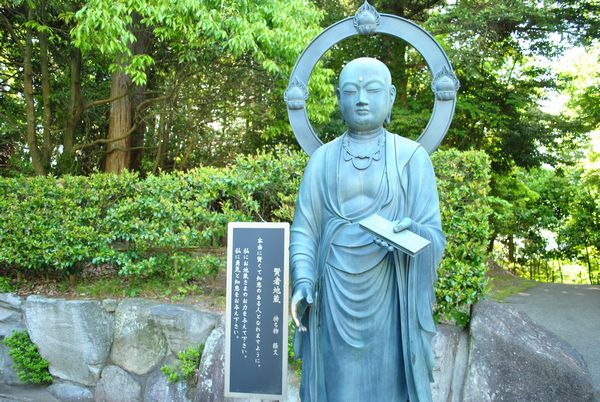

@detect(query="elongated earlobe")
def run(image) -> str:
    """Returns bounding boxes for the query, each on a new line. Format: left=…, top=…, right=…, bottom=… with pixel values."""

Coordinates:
left=336, top=87, right=345, bottom=124
left=386, top=85, right=396, bottom=126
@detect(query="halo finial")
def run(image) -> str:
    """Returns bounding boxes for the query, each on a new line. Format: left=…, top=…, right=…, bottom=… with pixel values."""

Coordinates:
left=353, top=1, right=380, bottom=35
left=284, top=77, right=309, bottom=110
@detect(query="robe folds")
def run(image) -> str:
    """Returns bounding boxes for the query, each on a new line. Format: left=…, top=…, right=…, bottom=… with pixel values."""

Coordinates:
left=290, top=131, right=446, bottom=402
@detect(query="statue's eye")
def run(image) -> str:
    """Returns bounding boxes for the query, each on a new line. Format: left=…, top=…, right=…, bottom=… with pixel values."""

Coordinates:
left=367, top=86, right=383, bottom=93
left=343, top=89, right=357, bottom=95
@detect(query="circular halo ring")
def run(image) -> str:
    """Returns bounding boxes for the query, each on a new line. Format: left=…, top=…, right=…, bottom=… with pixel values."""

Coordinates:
left=287, top=14, right=457, bottom=155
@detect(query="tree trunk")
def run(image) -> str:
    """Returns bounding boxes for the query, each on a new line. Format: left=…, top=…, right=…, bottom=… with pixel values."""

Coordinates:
left=152, top=108, right=171, bottom=174
left=105, top=15, right=149, bottom=173
left=23, top=7, right=45, bottom=175
left=39, top=2, right=52, bottom=168
left=584, top=246, right=593, bottom=285
left=105, top=70, right=132, bottom=173
left=558, top=261, right=563, bottom=283
left=128, top=13, right=150, bottom=172
left=129, top=82, right=146, bottom=172
left=507, top=234, right=515, bottom=264
left=64, top=48, right=82, bottom=156
left=151, top=114, right=163, bottom=173
left=487, top=233, right=497, bottom=253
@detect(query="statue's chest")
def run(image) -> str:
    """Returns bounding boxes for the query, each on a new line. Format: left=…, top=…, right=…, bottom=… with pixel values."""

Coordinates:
left=337, top=157, right=386, bottom=214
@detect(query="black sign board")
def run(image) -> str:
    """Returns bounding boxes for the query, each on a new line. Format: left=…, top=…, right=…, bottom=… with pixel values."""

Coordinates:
left=225, top=222, right=289, bottom=400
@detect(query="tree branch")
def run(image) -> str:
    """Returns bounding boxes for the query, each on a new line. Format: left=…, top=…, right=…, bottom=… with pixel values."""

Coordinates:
left=0, top=13, right=24, bottom=53
left=83, top=92, right=128, bottom=110
left=74, top=95, right=170, bottom=151
left=105, top=145, right=157, bottom=155
left=74, top=124, right=138, bottom=151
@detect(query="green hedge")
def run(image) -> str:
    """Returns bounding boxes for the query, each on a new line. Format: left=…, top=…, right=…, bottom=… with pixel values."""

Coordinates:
left=0, top=147, right=490, bottom=321
left=433, top=149, right=491, bottom=324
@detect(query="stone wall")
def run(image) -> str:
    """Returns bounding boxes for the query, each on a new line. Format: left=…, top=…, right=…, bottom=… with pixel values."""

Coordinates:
left=1, top=294, right=221, bottom=402
left=0, top=294, right=596, bottom=402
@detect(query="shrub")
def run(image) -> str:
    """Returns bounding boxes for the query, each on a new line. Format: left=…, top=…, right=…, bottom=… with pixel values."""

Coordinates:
left=0, top=276, right=16, bottom=292
left=3, top=331, right=53, bottom=384
left=432, top=149, right=492, bottom=324
left=161, top=344, right=205, bottom=383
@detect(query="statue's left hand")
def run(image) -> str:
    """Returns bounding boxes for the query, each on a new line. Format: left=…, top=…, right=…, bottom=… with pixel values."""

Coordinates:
left=373, top=217, right=412, bottom=251
left=393, top=217, right=412, bottom=233
left=291, top=282, right=313, bottom=332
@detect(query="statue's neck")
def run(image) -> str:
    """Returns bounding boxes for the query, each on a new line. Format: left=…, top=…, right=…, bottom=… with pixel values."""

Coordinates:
left=347, top=127, right=385, bottom=142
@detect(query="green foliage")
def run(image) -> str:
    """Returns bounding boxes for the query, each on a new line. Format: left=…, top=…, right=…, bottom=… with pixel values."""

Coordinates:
left=0, top=277, right=16, bottom=293
left=0, top=147, right=490, bottom=322
left=2, top=331, right=53, bottom=384
left=432, top=149, right=492, bottom=324
left=0, top=148, right=305, bottom=278
left=489, top=158, right=599, bottom=285
left=161, top=344, right=205, bottom=384
left=288, top=319, right=302, bottom=376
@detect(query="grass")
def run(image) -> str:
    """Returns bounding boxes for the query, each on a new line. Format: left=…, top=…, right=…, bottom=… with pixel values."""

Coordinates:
left=486, top=260, right=538, bottom=301
left=72, top=275, right=227, bottom=310
left=0, top=263, right=228, bottom=312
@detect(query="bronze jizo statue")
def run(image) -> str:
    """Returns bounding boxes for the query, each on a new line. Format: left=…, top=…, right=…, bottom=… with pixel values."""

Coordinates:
left=290, top=57, right=446, bottom=402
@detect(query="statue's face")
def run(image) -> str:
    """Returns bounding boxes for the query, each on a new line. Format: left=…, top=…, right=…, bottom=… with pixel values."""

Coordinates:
left=337, top=58, right=395, bottom=133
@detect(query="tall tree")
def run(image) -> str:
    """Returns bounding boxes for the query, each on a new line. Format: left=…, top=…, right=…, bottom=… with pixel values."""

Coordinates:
left=71, top=0, right=332, bottom=173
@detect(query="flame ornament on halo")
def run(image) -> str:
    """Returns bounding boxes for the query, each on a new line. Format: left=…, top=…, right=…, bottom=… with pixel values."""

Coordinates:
left=353, top=1, right=380, bottom=35
left=284, top=76, right=309, bottom=110
left=431, top=66, right=460, bottom=101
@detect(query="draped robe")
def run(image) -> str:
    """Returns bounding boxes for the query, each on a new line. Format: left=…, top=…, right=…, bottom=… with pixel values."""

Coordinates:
left=290, top=132, right=446, bottom=402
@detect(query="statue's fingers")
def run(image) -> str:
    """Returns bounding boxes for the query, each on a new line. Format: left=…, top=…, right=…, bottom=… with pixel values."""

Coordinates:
left=388, top=245, right=394, bottom=252
left=291, top=305, right=300, bottom=328
left=393, top=218, right=411, bottom=233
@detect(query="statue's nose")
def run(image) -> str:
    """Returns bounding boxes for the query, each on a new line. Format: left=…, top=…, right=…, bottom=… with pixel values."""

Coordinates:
left=357, top=89, right=368, bottom=106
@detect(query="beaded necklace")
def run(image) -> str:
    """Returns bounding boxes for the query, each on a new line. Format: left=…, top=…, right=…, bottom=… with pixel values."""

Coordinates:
left=342, top=133, right=385, bottom=170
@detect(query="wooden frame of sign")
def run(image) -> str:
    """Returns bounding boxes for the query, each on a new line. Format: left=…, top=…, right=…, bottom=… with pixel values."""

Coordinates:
left=225, top=222, right=290, bottom=400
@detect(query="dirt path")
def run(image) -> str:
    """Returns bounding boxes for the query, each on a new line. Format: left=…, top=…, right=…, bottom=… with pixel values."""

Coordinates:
left=503, top=283, right=600, bottom=392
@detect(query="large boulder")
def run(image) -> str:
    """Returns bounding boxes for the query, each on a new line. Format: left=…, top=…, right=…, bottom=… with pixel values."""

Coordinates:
left=148, top=304, right=219, bottom=354
left=0, top=294, right=26, bottom=386
left=23, top=296, right=114, bottom=386
left=431, top=324, right=469, bottom=402
left=110, top=300, right=167, bottom=376
left=194, top=320, right=229, bottom=402
left=144, top=365, right=192, bottom=402
left=0, top=306, right=25, bottom=339
left=47, top=380, right=94, bottom=402
left=0, top=293, right=25, bottom=339
left=0, top=344, right=23, bottom=385
left=95, top=365, right=142, bottom=402
left=0, top=293, right=23, bottom=310
left=462, top=301, right=597, bottom=402
left=194, top=320, right=270, bottom=402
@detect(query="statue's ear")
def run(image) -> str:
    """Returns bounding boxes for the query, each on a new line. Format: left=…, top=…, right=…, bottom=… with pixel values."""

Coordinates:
left=336, top=87, right=346, bottom=123
left=385, top=85, right=396, bottom=126
left=389, top=85, right=396, bottom=106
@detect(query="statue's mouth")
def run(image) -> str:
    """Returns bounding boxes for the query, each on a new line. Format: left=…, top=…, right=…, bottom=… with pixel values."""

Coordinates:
left=356, top=109, right=369, bottom=114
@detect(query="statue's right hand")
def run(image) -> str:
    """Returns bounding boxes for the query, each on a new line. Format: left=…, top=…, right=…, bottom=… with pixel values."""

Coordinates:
left=291, top=282, right=314, bottom=332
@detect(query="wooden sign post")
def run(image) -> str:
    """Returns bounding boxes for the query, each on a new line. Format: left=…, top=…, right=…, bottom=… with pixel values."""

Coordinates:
left=225, top=222, right=290, bottom=400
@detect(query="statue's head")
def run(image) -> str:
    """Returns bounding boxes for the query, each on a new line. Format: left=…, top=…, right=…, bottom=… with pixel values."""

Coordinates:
left=336, top=57, right=396, bottom=133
